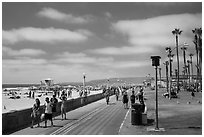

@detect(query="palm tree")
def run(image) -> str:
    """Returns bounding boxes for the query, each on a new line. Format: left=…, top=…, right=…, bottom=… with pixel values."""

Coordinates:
left=172, top=28, right=182, bottom=93
left=192, top=28, right=202, bottom=91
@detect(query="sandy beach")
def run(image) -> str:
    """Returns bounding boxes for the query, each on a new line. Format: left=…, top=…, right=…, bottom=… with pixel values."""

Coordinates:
left=2, top=88, right=103, bottom=113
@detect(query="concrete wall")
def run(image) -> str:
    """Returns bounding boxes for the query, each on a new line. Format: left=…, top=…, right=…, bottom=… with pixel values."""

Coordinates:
left=2, top=92, right=113, bottom=134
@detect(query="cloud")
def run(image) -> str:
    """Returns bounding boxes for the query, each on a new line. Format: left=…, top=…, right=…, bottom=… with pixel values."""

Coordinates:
left=3, top=47, right=46, bottom=56
left=88, top=45, right=156, bottom=55
left=54, top=52, right=96, bottom=64
left=2, top=52, right=150, bottom=83
left=112, top=13, right=202, bottom=47
left=37, top=7, right=92, bottom=24
left=111, top=60, right=149, bottom=69
left=3, top=27, right=91, bottom=45
left=104, top=12, right=112, bottom=18
left=3, top=58, right=47, bottom=69
left=53, top=51, right=114, bottom=64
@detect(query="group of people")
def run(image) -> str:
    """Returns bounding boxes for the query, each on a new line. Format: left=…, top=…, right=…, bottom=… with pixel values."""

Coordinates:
left=103, top=86, right=145, bottom=109
left=122, top=86, right=144, bottom=109
left=30, top=93, right=67, bottom=128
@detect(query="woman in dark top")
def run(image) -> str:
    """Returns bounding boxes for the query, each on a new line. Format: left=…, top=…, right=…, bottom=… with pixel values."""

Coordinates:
left=123, top=91, right=128, bottom=109
left=130, top=90, right=136, bottom=106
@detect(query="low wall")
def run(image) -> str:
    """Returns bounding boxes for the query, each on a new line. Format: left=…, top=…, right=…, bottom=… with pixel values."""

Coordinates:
left=2, top=92, right=113, bottom=134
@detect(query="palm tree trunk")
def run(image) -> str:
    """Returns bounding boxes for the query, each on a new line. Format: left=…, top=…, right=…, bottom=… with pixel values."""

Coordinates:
left=176, top=35, right=180, bottom=93
left=198, top=36, right=202, bottom=91
left=196, top=42, right=199, bottom=92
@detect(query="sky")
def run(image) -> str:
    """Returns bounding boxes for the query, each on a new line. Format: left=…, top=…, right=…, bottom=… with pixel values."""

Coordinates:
left=2, top=2, right=202, bottom=84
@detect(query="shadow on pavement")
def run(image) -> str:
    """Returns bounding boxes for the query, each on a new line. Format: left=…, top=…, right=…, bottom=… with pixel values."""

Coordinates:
left=146, top=119, right=154, bottom=126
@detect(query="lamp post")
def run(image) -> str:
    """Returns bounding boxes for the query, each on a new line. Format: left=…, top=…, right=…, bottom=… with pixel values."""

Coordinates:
left=151, top=56, right=161, bottom=131
left=187, top=60, right=191, bottom=87
left=163, top=61, right=169, bottom=93
left=159, top=68, right=162, bottom=87
left=175, top=69, right=178, bottom=79
left=189, top=53, right=194, bottom=83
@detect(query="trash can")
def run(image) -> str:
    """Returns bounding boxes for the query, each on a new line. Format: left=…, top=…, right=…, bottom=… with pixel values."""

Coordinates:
left=131, top=109, right=141, bottom=125
left=132, top=103, right=143, bottom=112
left=131, top=103, right=146, bottom=125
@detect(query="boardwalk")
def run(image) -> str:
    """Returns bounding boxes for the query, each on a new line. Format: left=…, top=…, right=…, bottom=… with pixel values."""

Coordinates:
left=12, top=92, right=129, bottom=135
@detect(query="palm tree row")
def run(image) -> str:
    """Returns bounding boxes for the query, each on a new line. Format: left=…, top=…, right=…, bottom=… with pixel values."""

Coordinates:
left=165, top=28, right=202, bottom=95
left=192, top=28, right=202, bottom=92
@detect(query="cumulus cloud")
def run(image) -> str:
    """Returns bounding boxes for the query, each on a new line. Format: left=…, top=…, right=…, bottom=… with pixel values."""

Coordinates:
left=3, top=27, right=91, bottom=45
left=37, top=7, right=92, bottom=24
left=3, top=47, right=46, bottom=56
left=112, top=13, right=202, bottom=47
left=88, top=13, right=201, bottom=56
left=53, top=51, right=149, bottom=69
left=54, top=51, right=114, bottom=64
left=88, top=45, right=156, bottom=55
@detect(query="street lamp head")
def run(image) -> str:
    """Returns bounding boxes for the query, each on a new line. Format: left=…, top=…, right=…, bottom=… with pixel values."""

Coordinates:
left=151, top=56, right=161, bottom=66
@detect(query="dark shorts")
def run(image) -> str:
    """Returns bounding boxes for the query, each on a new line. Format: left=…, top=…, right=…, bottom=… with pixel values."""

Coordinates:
left=123, top=98, right=128, bottom=104
left=45, top=113, right=52, bottom=120
left=52, top=107, right=57, bottom=112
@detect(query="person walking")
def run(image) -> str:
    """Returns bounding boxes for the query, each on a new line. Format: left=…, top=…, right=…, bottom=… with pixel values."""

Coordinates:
left=115, top=88, right=119, bottom=101
left=51, top=95, right=58, bottom=120
left=137, top=86, right=144, bottom=104
left=122, top=91, right=129, bottom=109
left=31, top=98, right=41, bottom=128
left=44, top=97, right=53, bottom=128
left=60, top=93, right=67, bottom=120
left=191, top=91, right=195, bottom=99
left=104, top=88, right=110, bottom=105
left=32, top=91, right=35, bottom=98
left=130, top=89, right=136, bottom=107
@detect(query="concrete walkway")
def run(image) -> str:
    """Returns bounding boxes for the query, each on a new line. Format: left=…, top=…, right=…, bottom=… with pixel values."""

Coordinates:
left=11, top=88, right=202, bottom=135
left=119, top=88, right=202, bottom=135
